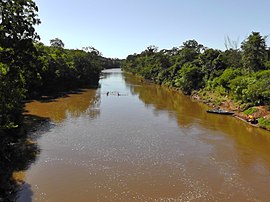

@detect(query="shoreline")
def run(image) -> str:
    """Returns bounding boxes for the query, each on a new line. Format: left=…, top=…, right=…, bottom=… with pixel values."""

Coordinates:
left=233, top=115, right=260, bottom=128
left=124, top=71, right=270, bottom=132
left=191, top=91, right=270, bottom=132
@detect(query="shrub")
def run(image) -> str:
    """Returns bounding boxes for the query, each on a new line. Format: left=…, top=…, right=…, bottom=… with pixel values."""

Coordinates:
left=243, top=107, right=258, bottom=115
left=258, top=117, right=270, bottom=130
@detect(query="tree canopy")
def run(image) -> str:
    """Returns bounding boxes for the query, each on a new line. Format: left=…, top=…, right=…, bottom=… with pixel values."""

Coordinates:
left=0, top=0, right=40, bottom=131
left=122, top=33, right=270, bottom=107
left=0, top=0, right=118, bottom=132
left=241, top=32, right=267, bottom=72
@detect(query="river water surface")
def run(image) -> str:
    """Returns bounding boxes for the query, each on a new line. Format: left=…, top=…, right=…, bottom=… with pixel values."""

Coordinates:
left=18, top=69, right=270, bottom=201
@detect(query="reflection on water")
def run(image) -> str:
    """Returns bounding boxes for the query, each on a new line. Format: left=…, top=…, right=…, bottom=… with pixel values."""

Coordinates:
left=125, top=73, right=270, bottom=201
left=24, top=89, right=100, bottom=123
left=15, top=69, right=270, bottom=201
left=0, top=88, right=100, bottom=201
left=0, top=131, right=40, bottom=201
left=125, top=73, right=270, bottom=162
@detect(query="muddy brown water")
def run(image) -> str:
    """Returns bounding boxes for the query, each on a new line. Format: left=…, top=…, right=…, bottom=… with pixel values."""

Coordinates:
left=18, top=69, right=270, bottom=201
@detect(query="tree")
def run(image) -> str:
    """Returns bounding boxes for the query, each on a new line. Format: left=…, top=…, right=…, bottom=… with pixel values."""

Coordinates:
left=198, top=48, right=221, bottom=80
left=82, top=46, right=102, bottom=56
left=0, top=0, right=40, bottom=131
left=221, top=49, right=242, bottom=69
left=141, top=45, right=158, bottom=56
left=0, top=0, right=40, bottom=47
left=215, top=68, right=241, bottom=93
left=178, top=40, right=204, bottom=64
left=174, top=63, right=203, bottom=94
left=241, top=32, right=267, bottom=72
left=50, top=38, right=65, bottom=48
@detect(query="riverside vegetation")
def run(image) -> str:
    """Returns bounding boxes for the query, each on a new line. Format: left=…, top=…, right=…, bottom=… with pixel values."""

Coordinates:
left=122, top=34, right=270, bottom=130
left=0, top=0, right=122, bottom=199
left=0, top=0, right=270, bottom=200
left=0, top=0, right=121, bottom=134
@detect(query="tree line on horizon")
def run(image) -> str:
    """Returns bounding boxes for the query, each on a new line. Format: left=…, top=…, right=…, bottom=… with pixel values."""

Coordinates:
left=122, top=32, right=270, bottom=109
left=1, top=0, right=269, bottom=133
left=0, top=0, right=121, bottom=133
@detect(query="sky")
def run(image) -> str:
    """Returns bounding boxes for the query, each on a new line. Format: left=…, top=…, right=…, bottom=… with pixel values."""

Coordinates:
left=35, top=0, right=270, bottom=59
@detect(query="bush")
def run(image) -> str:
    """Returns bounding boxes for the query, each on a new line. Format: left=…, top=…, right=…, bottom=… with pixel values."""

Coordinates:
left=243, top=107, right=258, bottom=115
left=258, top=117, right=270, bottom=130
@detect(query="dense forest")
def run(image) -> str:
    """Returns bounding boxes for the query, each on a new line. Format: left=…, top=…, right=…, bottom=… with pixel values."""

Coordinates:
left=0, top=0, right=121, bottom=134
left=0, top=1, right=121, bottom=197
left=122, top=32, right=270, bottom=130
left=0, top=0, right=269, bottom=200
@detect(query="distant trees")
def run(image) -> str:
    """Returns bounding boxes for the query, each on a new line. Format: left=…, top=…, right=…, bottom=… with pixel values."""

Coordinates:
left=33, top=42, right=103, bottom=94
left=178, top=40, right=203, bottom=64
left=122, top=32, right=270, bottom=107
left=50, top=38, right=65, bottom=48
left=101, top=57, right=122, bottom=69
left=1, top=34, right=104, bottom=132
left=0, top=1, right=106, bottom=132
left=241, top=32, right=267, bottom=72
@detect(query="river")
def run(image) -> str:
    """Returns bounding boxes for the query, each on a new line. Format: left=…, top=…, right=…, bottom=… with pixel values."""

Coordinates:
left=18, top=68, right=270, bottom=201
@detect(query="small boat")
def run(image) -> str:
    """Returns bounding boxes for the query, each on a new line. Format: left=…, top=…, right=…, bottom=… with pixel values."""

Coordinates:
left=246, top=115, right=258, bottom=124
left=206, top=109, right=234, bottom=115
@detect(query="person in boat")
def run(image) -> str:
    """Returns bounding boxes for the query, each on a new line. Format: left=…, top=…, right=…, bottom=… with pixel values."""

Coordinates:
left=247, top=114, right=256, bottom=123
left=247, top=115, right=252, bottom=122
left=251, top=115, right=258, bottom=124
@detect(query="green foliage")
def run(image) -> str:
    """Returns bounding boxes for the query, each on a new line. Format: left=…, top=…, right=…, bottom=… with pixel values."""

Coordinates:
left=214, top=68, right=241, bottom=93
left=0, top=67, right=26, bottom=129
left=258, top=117, right=270, bottom=130
left=229, top=76, right=254, bottom=102
left=222, top=49, right=242, bottom=69
left=0, top=0, right=40, bottom=131
left=178, top=40, right=203, bottom=64
left=229, top=70, right=270, bottom=105
left=265, top=61, right=270, bottom=69
left=243, top=107, right=258, bottom=115
left=122, top=31, right=269, bottom=114
left=241, top=32, right=267, bottom=72
left=50, top=38, right=65, bottom=48
left=199, top=48, right=222, bottom=80
left=33, top=42, right=103, bottom=94
left=0, top=1, right=104, bottom=132
left=174, top=63, right=203, bottom=94
left=101, top=57, right=122, bottom=69
left=0, top=0, right=40, bottom=46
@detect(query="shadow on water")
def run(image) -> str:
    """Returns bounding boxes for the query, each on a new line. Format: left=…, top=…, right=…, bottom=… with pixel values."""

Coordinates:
left=1, top=85, right=100, bottom=201
left=25, top=88, right=91, bottom=104
left=0, top=115, right=50, bottom=202
left=37, top=89, right=87, bottom=103
left=24, top=87, right=101, bottom=123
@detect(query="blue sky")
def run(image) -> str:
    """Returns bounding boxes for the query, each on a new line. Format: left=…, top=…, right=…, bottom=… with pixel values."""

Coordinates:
left=35, top=0, right=270, bottom=59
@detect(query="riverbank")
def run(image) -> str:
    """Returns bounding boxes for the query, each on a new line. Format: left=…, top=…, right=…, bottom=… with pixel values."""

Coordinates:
left=129, top=72, right=270, bottom=132
left=0, top=119, right=40, bottom=201
left=191, top=90, right=270, bottom=131
left=15, top=69, right=270, bottom=201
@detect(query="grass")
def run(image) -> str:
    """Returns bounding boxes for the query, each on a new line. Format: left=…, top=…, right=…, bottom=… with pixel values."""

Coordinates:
left=243, top=107, right=258, bottom=115
left=258, top=117, right=270, bottom=130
